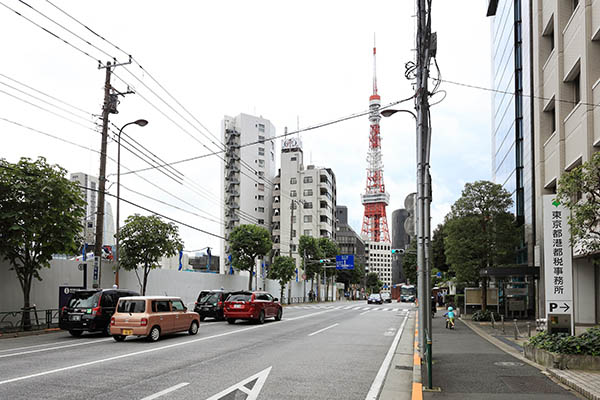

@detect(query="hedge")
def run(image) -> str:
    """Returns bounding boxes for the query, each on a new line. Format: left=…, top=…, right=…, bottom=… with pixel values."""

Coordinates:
left=528, top=327, right=600, bottom=356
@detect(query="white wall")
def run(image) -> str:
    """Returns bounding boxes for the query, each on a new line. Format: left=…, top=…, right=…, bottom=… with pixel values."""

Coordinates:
left=574, top=258, right=596, bottom=324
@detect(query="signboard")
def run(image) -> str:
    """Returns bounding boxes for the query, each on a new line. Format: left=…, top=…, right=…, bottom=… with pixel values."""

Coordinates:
left=543, top=195, right=574, bottom=332
left=335, top=254, right=354, bottom=270
left=58, top=286, right=84, bottom=310
left=281, top=137, right=302, bottom=151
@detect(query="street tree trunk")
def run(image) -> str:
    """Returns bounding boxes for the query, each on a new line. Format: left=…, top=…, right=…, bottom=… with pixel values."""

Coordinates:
left=22, top=276, right=32, bottom=331
left=142, top=264, right=149, bottom=295
left=481, top=277, right=488, bottom=312
left=248, top=265, right=253, bottom=291
left=280, top=284, right=284, bottom=304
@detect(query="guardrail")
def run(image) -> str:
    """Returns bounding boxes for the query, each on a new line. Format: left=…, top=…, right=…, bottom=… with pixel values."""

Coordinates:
left=0, top=308, right=60, bottom=333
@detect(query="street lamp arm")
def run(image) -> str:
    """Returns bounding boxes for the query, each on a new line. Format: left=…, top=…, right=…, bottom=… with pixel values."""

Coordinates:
left=380, top=108, right=417, bottom=120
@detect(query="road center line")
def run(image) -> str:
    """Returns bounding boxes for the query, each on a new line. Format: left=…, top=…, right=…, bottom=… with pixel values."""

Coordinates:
left=308, top=323, right=339, bottom=336
left=140, top=382, right=189, bottom=400
left=0, top=338, right=113, bottom=359
left=364, top=312, right=410, bottom=400
left=0, top=308, right=335, bottom=386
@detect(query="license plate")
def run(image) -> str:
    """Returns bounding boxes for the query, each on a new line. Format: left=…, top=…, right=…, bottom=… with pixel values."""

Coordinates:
left=122, top=329, right=133, bottom=335
left=69, top=315, right=81, bottom=321
left=233, top=304, right=243, bottom=309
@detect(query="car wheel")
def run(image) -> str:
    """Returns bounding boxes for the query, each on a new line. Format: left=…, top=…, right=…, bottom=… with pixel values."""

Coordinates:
left=103, top=324, right=112, bottom=336
left=275, top=308, right=282, bottom=321
left=113, top=335, right=126, bottom=342
left=69, top=330, right=83, bottom=337
left=189, top=321, right=199, bottom=335
left=257, top=310, right=265, bottom=324
left=227, top=318, right=236, bottom=325
left=148, top=326, right=160, bottom=342
left=199, top=316, right=206, bottom=322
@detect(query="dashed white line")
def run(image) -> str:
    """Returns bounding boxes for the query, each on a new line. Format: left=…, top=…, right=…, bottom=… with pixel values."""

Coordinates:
left=0, top=338, right=113, bottom=359
left=360, top=310, right=370, bottom=316
left=307, top=323, right=339, bottom=337
left=140, top=382, right=189, bottom=400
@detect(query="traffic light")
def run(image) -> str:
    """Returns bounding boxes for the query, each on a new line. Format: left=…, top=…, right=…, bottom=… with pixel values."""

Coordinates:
left=391, top=248, right=405, bottom=255
left=319, top=258, right=332, bottom=264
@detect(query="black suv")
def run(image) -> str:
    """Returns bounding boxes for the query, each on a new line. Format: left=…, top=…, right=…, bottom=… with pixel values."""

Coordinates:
left=59, top=288, right=139, bottom=336
left=194, top=290, right=230, bottom=321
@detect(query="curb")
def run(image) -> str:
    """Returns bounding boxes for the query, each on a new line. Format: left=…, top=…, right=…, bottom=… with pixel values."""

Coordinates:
left=547, top=369, right=600, bottom=400
left=412, top=317, right=423, bottom=400
left=0, top=327, right=60, bottom=339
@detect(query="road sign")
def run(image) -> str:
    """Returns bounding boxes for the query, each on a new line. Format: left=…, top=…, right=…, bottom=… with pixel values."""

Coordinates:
left=336, top=254, right=354, bottom=270
left=543, top=195, right=574, bottom=333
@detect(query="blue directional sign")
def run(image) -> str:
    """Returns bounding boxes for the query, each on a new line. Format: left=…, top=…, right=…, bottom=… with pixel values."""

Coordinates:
left=336, top=254, right=354, bottom=270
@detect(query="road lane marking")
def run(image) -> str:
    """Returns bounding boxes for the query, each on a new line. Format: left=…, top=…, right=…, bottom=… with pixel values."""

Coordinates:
left=0, top=338, right=113, bottom=359
left=140, top=382, right=189, bottom=400
left=0, top=308, right=335, bottom=386
left=205, top=366, right=271, bottom=400
left=360, top=310, right=370, bottom=316
left=307, top=323, right=339, bottom=337
left=362, top=307, right=370, bottom=311
left=0, top=337, right=110, bottom=353
left=364, top=312, right=410, bottom=400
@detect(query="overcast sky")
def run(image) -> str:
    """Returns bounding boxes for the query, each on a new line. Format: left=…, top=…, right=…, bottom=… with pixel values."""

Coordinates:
left=1, top=1, right=492, bottom=255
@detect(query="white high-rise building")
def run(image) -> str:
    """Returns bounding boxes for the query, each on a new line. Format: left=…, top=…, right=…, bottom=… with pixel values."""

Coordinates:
left=69, top=172, right=115, bottom=247
left=271, top=137, right=337, bottom=272
left=221, top=114, right=276, bottom=274
left=365, top=241, right=392, bottom=293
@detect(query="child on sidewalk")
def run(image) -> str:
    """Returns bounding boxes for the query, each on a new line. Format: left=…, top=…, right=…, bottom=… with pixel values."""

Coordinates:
left=444, top=306, right=455, bottom=329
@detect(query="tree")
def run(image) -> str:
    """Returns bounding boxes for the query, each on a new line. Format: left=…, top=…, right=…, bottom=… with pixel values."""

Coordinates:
left=402, top=240, right=418, bottom=284
left=365, top=272, right=382, bottom=294
left=0, top=157, right=85, bottom=329
left=119, top=214, right=183, bottom=295
left=268, top=256, right=296, bottom=302
left=432, top=223, right=449, bottom=272
left=444, top=180, right=519, bottom=310
left=229, top=224, right=272, bottom=290
left=556, top=152, right=600, bottom=257
left=318, top=237, right=340, bottom=301
left=298, top=235, right=322, bottom=292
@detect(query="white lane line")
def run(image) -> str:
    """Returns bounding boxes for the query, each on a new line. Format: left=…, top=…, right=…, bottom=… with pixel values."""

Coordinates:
left=140, top=382, right=189, bottom=400
left=362, top=307, right=370, bottom=311
left=352, top=307, right=362, bottom=310
left=373, top=308, right=381, bottom=311
left=344, top=306, right=353, bottom=310
left=364, top=312, right=410, bottom=400
left=0, top=338, right=113, bottom=359
left=0, top=338, right=99, bottom=353
left=359, top=310, right=370, bottom=316
left=0, top=308, right=335, bottom=386
left=307, top=323, right=339, bottom=337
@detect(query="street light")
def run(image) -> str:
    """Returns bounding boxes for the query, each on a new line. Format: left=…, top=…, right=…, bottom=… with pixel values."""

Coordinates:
left=115, top=119, right=148, bottom=287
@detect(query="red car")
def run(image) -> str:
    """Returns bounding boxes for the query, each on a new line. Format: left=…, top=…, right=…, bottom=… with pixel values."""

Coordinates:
left=224, top=291, right=282, bottom=324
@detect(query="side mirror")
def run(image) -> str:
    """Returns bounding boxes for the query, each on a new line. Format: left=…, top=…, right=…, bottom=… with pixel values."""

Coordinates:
left=273, top=298, right=279, bottom=302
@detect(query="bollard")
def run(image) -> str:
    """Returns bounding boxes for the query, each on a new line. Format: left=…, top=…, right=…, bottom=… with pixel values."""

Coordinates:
left=527, top=322, right=531, bottom=337
left=513, top=319, right=518, bottom=340
left=501, top=315, right=505, bottom=334
left=491, top=313, right=495, bottom=329
left=427, top=336, right=433, bottom=389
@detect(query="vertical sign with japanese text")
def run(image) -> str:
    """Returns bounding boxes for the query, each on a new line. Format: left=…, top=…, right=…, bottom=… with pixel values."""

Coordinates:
left=543, top=195, right=573, bottom=318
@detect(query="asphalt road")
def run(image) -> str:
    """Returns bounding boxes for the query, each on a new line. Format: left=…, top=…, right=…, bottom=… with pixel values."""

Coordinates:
left=0, top=300, right=415, bottom=400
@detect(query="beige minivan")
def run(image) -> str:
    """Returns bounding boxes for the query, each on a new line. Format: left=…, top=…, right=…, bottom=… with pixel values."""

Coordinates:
left=110, top=296, right=200, bottom=342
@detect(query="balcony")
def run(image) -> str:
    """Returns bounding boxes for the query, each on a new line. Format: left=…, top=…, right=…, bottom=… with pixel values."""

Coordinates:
left=225, top=128, right=240, bottom=137
left=272, top=214, right=280, bottom=222
left=227, top=202, right=240, bottom=209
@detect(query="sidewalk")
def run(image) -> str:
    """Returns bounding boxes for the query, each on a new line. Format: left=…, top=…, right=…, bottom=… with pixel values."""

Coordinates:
left=423, top=315, right=579, bottom=399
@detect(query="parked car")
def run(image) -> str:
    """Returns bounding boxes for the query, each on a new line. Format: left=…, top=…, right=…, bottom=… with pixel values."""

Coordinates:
left=367, top=293, right=383, bottom=305
left=223, top=291, right=282, bottom=324
left=194, top=290, right=230, bottom=321
left=59, top=288, right=139, bottom=337
left=381, top=292, right=392, bottom=303
left=110, top=296, right=200, bottom=342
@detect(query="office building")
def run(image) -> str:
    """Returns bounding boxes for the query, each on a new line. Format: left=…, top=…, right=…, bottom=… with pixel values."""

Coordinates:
left=365, top=241, right=392, bottom=293
left=391, top=208, right=410, bottom=284
left=335, top=206, right=365, bottom=269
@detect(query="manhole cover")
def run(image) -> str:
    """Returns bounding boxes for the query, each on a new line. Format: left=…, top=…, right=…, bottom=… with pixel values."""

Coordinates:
left=494, top=361, right=524, bottom=367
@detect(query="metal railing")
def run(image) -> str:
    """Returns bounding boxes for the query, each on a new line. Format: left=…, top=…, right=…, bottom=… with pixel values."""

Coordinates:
left=0, top=307, right=60, bottom=333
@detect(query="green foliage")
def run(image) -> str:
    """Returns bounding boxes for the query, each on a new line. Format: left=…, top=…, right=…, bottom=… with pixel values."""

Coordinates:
left=268, top=256, right=296, bottom=302
left=402, top=240, right=417, bottom=284
left=556, top=152, right=600, bottom=255
left=318, top=237, right=339, bottom=278
left=432, top=223, right=449, bottom=272
left=337, top=263, right=365, bottom=290
left=444, top=181, right=520, bottom=288
left=229, top=224, right=272, bottom=290
left=471, top=309, right=500, bottom=322
left=0, top=157, right=85, bottom=328
left=365, top=272, right=382, bottom=293
left=119, top=214, right=183, bottom=295
left=528, top=327, right=600, bottom=356
left=298, top=235, right=323, bottom=279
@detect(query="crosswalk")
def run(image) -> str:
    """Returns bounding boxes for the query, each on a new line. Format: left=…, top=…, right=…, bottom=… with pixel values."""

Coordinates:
left=288, top=304, right=410, bottom=313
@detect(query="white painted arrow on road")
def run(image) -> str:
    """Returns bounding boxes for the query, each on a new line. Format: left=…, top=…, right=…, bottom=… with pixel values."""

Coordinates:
left=205, top=366, right=272, bottom=400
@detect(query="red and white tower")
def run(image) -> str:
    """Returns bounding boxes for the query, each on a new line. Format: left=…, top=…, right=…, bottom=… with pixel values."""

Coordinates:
left=361, top=45, right=390, bottom=242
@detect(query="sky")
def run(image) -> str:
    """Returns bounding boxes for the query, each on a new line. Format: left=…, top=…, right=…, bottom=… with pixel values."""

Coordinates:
left=0, top=1, right=492, bottom=255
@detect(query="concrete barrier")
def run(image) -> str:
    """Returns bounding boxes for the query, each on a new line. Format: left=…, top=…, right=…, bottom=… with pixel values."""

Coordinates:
left=523, top=343, right=600, bottom=370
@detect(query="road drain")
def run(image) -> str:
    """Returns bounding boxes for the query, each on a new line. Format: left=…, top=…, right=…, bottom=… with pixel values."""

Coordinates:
left=395, top=365, right=413, bottom=370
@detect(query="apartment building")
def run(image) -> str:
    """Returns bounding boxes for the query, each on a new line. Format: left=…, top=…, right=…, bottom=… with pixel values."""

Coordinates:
left=220, top=114, right=276, bottom=274
left=365, top=241, right=392, bottom=293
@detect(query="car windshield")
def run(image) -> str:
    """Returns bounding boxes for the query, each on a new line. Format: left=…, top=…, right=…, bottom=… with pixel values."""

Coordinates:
left=369, top=294, right=380, bottom=299
left=198, top=292, right=220, bottom=304
left=381, top=293, right=390, bottom=298
left=228, top=293, right=251, bottom=302
left=68, top=291, right=100, bottom=308
left=117, top=300, right=145, bottom=313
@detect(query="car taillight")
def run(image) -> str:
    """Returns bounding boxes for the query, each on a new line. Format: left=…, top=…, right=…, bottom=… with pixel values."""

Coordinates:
left=110, top=317, right=115, bottom=326
left=217, top=301, right=222, bottom=307
left=141, top=318, right=148, bottom=326
left=91, top=306, right=101, bottom=316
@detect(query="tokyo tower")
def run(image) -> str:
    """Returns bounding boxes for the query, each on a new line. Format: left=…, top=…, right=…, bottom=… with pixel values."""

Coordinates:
left=361, top=44, right=390, bottom=242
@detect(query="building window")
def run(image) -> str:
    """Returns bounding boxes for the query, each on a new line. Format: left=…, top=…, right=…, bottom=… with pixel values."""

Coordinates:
left=292, top=230, right=296, bottom=238
left=258, top=135, right=265, bottom=143
left=304, top=215, right=312, bottom=223
left=258, top=159, right=265, bottom=167
left=304, top=229, right=312, bottom=236
left=258, top=123, right=265, bottom=132
left=271, top=153, right=274, bottom=162
left=304, top=202, right=313, bottom=209
left=291, top=156, right=297, bottom=161
left=258, top=183, right=265, bottom=191
left=291, top=244, right=297, bottom=252
left=257, top=207, right=265, bottom=213
left=303, top=189, right=313, bottom=196
left=303, top=176, right=313, bottom=184
left=290, top=190, right=297, bottom=197
left=258, top=171, right=265, bottom=177
left=258, top=147, right=265, bottom=156
left=292, top=216, right=297, bottom=223
left=290, top=177, right=297, bottom=184
left=573, top=73, right=580, bottom=105
left=258, top=219, right=265, bottom=225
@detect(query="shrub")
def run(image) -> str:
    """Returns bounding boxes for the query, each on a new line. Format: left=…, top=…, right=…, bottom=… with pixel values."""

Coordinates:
left=528, top=327, right=600, bottom=356
left=471, top=309, right=500, bottom=322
